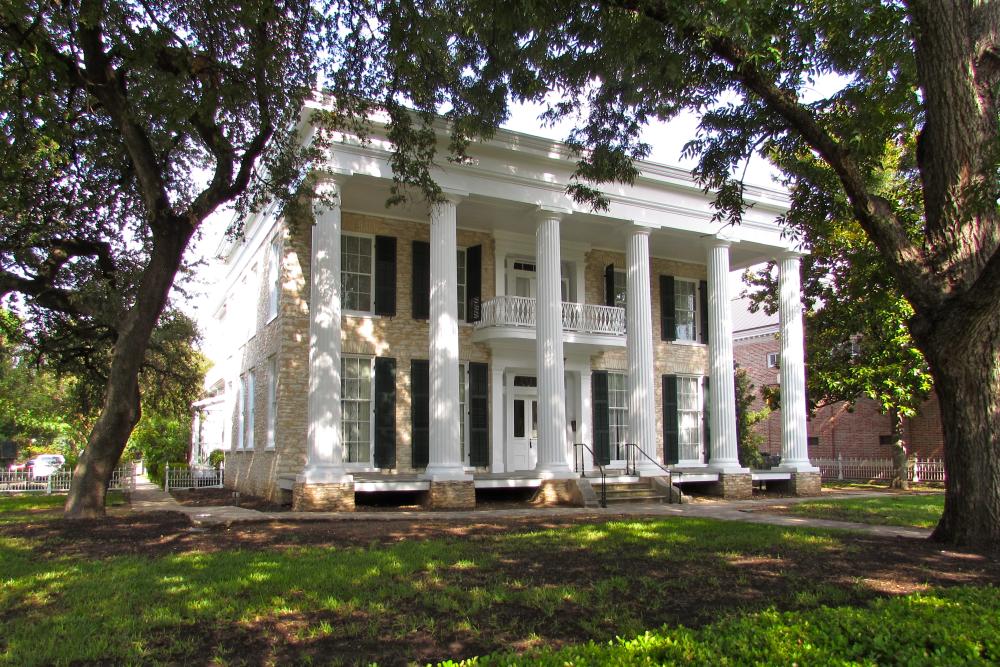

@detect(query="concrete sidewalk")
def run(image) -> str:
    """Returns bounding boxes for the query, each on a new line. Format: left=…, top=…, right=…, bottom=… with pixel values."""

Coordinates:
left=130, top=476, right=932, bottom=540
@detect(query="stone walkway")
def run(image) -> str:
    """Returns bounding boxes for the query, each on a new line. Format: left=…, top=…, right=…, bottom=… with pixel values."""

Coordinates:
left=130, top=476, right=932, bottom=540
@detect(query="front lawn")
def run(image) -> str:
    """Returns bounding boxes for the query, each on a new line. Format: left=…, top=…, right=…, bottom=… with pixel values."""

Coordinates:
left=0, top=492, right=125, bottom=525
left=788, top=493, right=944, bottom=528
left=0, top=496, right=994, bottom=665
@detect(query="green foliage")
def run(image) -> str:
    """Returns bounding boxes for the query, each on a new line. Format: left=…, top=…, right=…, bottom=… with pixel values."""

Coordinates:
left=734, top=366, right=768, bottom=468
left=126, top=414, right=190, bottom=483
left=789, top=494, right=944, bottom=529
left=451, top=586, right=1000, bottom=666
left=207, top=449, right=225, bottom=469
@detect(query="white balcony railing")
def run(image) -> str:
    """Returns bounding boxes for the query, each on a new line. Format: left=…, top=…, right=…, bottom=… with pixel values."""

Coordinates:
left=476, top=296, right=626, bottom=336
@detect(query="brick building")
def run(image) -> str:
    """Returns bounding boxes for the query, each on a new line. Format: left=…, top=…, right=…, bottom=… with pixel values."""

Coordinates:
left=194, top=100, right=824, bottom=510
left=732, top=297, right=944, bottom=460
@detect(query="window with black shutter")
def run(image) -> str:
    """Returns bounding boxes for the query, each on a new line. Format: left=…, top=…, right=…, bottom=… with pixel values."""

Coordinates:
left=660, top=275, right=676, bottom=341
left=702, top=376, right=711, bottom=463
left=411, top=240, right=430, bottom=320
left=374, top=236, right=396, bottom=316
left=410, top=359, right=429, bottom=468
left=604, top=264, right=616, bottom=307
left=699, top=280, right=709, bottom=344
left=662, top=374, right=679, bottom=464
left=466, top=245, right=482, bottom=322
left=592, top=371, right=611, bottom=465
left=373, top=357, right=396, bottom=468
left=468, top=362, right=489, bottom=466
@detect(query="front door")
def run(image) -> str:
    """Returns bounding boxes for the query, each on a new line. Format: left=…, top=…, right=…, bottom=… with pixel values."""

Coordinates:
left=509, top=390, right=538, bottom=471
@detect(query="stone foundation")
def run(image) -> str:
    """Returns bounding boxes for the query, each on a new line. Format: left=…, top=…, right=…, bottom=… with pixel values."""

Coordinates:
left=648, top=476, right=685, bottom=503
left=706, top=472, right=753, bottom=499
left=775, top=471, right=822, bottom=497
left=425, top=480, right=476, bottom=509
left=292, top=482, right=355, bottom=511
left=531, top=479, right=587, bottom=507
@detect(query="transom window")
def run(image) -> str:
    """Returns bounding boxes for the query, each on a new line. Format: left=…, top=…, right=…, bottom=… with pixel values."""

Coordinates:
left=341, top=356, right=372, bottom=463
left=677, top=376, right=702, bottom=461
left=608, top=372, right=629, bottom=460
left=342, top=234, right=373, bottom=312
left=674, top=279, right=698, bottom=341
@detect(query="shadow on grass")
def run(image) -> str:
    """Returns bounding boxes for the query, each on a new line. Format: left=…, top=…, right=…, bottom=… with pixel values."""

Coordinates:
left=1, top=515, right=998, bottom=665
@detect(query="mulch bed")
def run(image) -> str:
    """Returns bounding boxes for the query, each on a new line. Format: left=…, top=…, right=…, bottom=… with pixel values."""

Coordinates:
left=4, top=502, right=1000, bottom=666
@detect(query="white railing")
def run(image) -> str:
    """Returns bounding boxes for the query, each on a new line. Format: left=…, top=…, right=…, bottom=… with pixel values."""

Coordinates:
left=476, top=296, right=626, bottom=336
left=0, top=464, right=137, bottom=494
left=164, top=463, right=224, bottom=491
left=814, top=457, right=946, bottom=483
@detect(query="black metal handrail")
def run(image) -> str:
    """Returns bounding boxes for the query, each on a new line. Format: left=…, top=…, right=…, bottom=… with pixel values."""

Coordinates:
left=623, top=443, right=678, bottom=504
left=573, top=443, right=607, bottom=508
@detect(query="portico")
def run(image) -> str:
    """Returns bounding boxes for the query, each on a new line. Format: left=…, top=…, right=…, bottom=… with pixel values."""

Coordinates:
left=212, top=109, right=818, bottom=510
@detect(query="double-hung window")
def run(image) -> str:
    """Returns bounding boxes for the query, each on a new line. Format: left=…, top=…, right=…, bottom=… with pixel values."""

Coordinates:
left=677, top=376, right=702, bottom=461
left=341, top=356, right=372, bottom=464
left=674, top=279, right=698, bottom=341
left=456, top=249, right=468, bottom=322
left=608, top=372, right=629, bottom=460
left=267, top=237, right=281, bottom=321
left=236, top=376, right=246, bottom=450
left=266, top=356, right=277, bottom=449
left=245, top=369, right=256, bottom=450
left=342, top=234, right=374, bottom=312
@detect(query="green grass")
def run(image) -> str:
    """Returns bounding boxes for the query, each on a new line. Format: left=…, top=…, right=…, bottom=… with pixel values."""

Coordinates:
left=449, top=585, right=1000, bottom=666
left=789, top=494, right=944, bottom=528
left=0, top=492, right=126, bottom=524
left=0, top=506, right=987, bottom=665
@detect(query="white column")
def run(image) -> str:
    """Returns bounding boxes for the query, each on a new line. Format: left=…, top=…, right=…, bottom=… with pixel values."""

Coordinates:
left=490, top=368, right=505, bottom=473
left=425, top=195, right=470, bottom=480
left=578, top=369, right=594, bottom=473
left=300, top=176, right=352, bottom=484
left=534, top=210, right=574, bottom=477
left=705, top=238, right=745, bottom=472
left=778, top=252, right=818, bottom=471
left=626, top=227, right=660, bottom=474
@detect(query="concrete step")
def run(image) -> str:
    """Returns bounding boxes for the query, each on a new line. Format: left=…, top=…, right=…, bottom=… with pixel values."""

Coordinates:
left=592, top=480, right=669, bottom=505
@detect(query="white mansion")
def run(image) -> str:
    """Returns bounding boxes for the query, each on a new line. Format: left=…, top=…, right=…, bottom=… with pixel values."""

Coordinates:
left=195, top=102, right=819, bottom=510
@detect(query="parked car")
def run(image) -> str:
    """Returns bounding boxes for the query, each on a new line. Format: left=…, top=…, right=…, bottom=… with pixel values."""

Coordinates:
left=28, top=454, right=65, bottom=479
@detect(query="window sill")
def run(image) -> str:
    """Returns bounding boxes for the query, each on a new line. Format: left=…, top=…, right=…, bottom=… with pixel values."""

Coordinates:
left=664, top=339, right=706, bottom=347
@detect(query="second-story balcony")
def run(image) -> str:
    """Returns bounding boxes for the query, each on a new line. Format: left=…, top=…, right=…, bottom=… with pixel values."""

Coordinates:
left=472, top=295, right=626, bottom=349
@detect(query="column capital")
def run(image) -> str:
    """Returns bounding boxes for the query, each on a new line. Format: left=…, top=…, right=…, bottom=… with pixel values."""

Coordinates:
left=777, top=249, right=807, bottom=262
left=534, top=205, right=571, bottom=223
left=626, top=224, right=652, bottom=237
left=702, top=233, right=739, bottom=250
left=314, top=170, right=352, bottom=195
left=436, top=188, right=469, bottom=206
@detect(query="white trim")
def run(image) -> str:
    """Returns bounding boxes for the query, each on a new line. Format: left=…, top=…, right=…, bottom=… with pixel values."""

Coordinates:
left=341, top=354, right=375, bottom=468
left=266, top=236, right=281, bottom=323
left=266, top=355, right=278, bottom=450
left=674, top=277, right=699, bottom=342
left=246, top=368, right=256, bottom=450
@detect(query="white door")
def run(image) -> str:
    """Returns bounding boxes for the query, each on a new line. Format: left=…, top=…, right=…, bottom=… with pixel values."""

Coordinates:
left=509, top=392, right=538, bottom=471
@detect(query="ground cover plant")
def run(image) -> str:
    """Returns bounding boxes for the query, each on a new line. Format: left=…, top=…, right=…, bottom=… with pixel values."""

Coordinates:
left=1, top=498, right=997, bottom=665
left=788, top=494, right=945, bottom=529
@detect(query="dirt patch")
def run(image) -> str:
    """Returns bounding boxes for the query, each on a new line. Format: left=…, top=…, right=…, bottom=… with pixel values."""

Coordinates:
left=170, top=487, right=288, bottom=512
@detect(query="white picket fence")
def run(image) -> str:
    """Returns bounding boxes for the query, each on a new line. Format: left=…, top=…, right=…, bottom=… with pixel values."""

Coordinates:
left=0, top=464, right=137, bottom=494
left=163, top=463, right=224, bottom=491
left=814, top=457, right=946, bottom=483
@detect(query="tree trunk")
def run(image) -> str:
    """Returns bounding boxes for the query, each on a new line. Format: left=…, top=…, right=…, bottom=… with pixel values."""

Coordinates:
left=914, top=303, right=1000, bottom=552
left=64, top=227, right=192, bottom=518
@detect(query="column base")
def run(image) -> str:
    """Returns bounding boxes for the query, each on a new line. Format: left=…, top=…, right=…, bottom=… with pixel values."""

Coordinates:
left=533, top=465, right=578, bottom=480
left=772, top=471, right=822, bottom=497
left=423, top=465, right=473, bottom=482
left=292, top=481, right=355, bottom=511
left=706, top=472, right=753, bottom=500
left=531, top=479, right=588, bottom=507
left=424, top=480, right=476, bottom=509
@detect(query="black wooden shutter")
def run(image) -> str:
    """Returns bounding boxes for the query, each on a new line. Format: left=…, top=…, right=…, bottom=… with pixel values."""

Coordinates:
left=699, top=279, right=709, bottom=344
left=702, top=376, right=711, bottom=463
left=411, top=240, right=430, bottom=320
left=604, top=264, right=616, bottom=307
left=592, top=371, right=611, bottom=465
left=373, top=357, right=396, bottom=468
left=374, top=236, right=397, bottom=316
left=660, top=275, right=676, bottom=341
left=410, top=359, right=429, bottom=468
left=467, top=245, right=482, bottom=322
left=468, top=362, right=489, bottom=466
left=663, top=374, right=679, bottom=464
